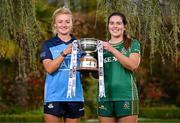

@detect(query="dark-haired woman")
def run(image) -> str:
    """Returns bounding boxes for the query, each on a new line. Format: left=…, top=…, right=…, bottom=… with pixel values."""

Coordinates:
left=98, top=12, right=141, bottom=123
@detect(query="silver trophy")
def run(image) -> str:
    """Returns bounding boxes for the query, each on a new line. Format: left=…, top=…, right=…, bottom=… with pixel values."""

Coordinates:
left=78, top=38, right=98, bottom=71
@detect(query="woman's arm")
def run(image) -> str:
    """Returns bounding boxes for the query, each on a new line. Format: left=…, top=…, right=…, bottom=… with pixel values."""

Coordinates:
left=42, top=44, right=73, bottom=74
left=103, top=42, right=140, bottom=71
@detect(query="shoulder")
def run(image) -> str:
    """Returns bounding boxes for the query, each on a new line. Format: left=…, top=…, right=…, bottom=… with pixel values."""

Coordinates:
left=130, top=38, right=141, bottom=53
left=131, top=38, right=140, bottom=45
left=131, top=38, right=141, bottom=48
left=42, top=36, right=61, bottom=49
left=43, top=37, right=56, bottom=45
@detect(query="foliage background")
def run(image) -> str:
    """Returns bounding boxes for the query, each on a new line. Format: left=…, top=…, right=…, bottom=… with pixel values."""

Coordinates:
left=0, top=0, right=179, bottom=119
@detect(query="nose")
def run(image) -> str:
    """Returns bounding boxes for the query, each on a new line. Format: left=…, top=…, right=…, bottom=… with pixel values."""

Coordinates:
left=111, top=23, right=117, bottom=27
left=61, top=21, right=67, bottom=27
left=112, top=23, right=118, bottom=28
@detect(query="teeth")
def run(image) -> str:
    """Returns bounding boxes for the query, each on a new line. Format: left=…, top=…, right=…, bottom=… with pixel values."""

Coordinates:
left=112, top=30, right=118, bottom=32
left=112, top=29, right=118, bottom=31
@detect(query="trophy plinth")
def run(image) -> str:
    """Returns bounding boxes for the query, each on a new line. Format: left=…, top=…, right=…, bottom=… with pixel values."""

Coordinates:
left=78, top=38, right=98, bottom=71
left=78, top=55, right=98, bottom=71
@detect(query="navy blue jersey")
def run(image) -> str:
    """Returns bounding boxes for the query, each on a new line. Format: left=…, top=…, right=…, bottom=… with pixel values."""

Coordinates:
left=40, top=35, right=84, bottom=102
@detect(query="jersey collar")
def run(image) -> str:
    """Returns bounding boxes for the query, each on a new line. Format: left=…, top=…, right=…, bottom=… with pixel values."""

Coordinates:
left=54, top=34, right=76, bottom=45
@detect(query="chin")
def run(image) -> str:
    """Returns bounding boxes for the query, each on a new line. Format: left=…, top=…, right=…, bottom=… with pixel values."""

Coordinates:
left=112, top=34, right=121, bottom=37
left=60, top=32, right=70, bottom=35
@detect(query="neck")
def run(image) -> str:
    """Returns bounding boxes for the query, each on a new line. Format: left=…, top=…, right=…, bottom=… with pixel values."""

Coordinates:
left=57, top=34, right=71, bottom=42
left=109, top=36, right=123, bottom=44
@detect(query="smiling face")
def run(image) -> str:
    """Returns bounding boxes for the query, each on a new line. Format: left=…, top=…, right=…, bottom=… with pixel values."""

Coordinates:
left=108, top=15, right=125, bottom=39
left=54, top=13, right=72, bottom=36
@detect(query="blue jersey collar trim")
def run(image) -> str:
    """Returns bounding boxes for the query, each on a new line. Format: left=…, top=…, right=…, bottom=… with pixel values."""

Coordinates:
left=54, top=34, right=76, bottom=44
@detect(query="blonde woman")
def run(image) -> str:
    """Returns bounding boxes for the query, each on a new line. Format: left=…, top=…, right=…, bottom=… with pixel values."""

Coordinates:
left=40, top=7, right=84, bottom=123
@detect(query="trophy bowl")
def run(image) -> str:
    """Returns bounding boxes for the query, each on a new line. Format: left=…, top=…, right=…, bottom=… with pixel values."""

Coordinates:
left=78, top=38, right=98, bottom=71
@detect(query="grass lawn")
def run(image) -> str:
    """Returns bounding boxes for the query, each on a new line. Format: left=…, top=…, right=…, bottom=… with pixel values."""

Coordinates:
left=82, top=118, right=180, bottom=123
left=0, top=114, right=179, bottom=122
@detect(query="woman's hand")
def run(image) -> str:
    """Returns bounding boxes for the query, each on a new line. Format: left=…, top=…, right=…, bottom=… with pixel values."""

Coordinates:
left=102, top=42, right=113, bottom=52
left=64, top=43, right=73, bottom=55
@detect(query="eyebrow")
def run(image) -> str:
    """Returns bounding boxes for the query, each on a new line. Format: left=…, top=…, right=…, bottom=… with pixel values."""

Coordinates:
left=109, top=21, right=123, bottom=23
left=56, top=19, right=71, bottom=21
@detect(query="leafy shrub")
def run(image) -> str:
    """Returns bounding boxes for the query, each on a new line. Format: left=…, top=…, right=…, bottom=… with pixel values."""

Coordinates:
left=139, top=107, right=180, bottom=119
left=0, top=114, right=43, bottom=122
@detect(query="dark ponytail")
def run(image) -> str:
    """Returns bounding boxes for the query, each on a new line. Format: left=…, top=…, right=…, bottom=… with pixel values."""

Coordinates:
left=123, top=30, right=132, bottom=49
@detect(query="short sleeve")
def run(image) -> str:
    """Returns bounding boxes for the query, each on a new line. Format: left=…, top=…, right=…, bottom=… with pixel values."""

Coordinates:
left=131, top=39, right=141, bottom=54
left=40, top=42, right=53, bottom=62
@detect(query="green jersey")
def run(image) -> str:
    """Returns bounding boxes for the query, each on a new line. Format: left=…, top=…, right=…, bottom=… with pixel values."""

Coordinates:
left=99, top=39, right=141, bottom=101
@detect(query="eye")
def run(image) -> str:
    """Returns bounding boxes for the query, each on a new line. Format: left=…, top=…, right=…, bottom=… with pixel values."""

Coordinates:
left=66, top=20, right=70, bottom=23
left=109, top=21, right=114, bottom=25
left=117, top=21, right=123, bottom=25
left=57, top=20, right=63, bottom=24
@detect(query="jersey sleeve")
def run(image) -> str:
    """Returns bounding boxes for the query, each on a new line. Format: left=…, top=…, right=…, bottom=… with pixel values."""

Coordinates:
left=131, top=39, right=141, bottom=54
left=40, top=42, right=53, bottom=62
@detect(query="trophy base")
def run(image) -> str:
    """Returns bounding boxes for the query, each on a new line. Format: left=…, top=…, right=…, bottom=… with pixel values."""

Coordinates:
left=79, top=56, right=97, bottom=71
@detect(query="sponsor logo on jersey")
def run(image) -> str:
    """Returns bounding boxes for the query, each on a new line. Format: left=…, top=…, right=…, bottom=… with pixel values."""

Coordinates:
left=60, top=60, right=70, bottom=68
left=104, top=56, right=117, bottom=63
left=99, top=105, right=107, bottom=110
left=48, top=103, right=54, bottom=109
left=79, top=107, right=84, bottom=111
left=121, top=48, right=128, bottom=55
left=123, top=101, right=130, bottom=109
left=40, top=52, right=46, bottom=58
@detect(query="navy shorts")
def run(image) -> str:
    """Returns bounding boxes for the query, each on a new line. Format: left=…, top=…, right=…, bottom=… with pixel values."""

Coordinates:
left=44, top=101, right=84, bottom=118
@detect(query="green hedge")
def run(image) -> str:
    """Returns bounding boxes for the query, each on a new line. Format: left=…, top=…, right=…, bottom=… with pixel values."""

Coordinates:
left=139, top=107, right=180, bottom=119
left=0, top=114, right=43, bottom=122
left=0, top=107, right=180, bottom=122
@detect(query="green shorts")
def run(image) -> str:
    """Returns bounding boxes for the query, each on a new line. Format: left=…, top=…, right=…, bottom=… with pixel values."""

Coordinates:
left=98, top=100, right=139, bottom=117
